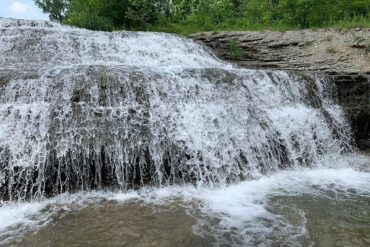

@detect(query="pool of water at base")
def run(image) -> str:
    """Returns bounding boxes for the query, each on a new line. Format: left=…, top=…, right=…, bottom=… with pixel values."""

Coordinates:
left=1, top=154, right=370, bottom=247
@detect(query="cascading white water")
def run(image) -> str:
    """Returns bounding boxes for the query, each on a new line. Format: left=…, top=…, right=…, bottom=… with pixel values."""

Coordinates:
left=2, top=18, right=370, bottom=247
left=0, top=18, right=354, bottom=201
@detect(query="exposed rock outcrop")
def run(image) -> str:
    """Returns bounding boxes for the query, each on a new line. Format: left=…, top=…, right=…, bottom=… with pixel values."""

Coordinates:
left=191, top=29, right=370, bottom=149
left=2, top=18, right=354, bottom=199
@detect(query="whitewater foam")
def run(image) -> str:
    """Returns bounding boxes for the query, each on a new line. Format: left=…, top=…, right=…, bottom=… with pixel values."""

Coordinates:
left=0, top=18, right=367, bottom=246
left=1, top=154, right=369, bottom=246
left=0, top=19, right=356, bottom=199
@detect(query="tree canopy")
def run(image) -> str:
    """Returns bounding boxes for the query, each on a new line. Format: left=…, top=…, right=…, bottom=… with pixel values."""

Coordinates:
left=34, top=0, right=370, bottom=33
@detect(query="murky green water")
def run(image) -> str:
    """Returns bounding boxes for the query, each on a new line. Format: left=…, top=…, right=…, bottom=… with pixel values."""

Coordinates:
left=10, top=201, right=208, bottom=247
left=5, top=189, right=370, bottom=246
left=269, top=194, right=370, bottom=246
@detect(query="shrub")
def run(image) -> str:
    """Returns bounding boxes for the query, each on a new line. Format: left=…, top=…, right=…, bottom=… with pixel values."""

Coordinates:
left=228, top=39, right=242, bottom=60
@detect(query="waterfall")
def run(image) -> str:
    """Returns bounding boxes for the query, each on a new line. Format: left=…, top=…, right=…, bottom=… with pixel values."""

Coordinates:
left=0, top=18, right=353, bottom=201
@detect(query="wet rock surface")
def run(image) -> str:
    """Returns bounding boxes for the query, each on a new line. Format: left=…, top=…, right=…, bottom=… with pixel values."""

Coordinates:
left=330, top=72, right=370, bottom=149
left=191, top=29, right=370, bottom=149
left=0, top=18, right=355, bottom=199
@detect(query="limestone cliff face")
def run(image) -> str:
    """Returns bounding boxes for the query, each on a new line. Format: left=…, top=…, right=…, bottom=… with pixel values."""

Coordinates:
left=191, top=29, right=370, bottom=149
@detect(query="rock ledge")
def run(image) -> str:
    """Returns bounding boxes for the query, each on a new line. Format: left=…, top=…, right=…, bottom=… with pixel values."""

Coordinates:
left=191, top=29, right=370, bottom=149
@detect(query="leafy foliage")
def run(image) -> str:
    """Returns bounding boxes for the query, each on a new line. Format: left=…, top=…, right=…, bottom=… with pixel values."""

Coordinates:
left=34, top=0, right=370, bottom=33
left=34, top=0, right=68, bottom=22
left=228, top=38, right=242, bottom=60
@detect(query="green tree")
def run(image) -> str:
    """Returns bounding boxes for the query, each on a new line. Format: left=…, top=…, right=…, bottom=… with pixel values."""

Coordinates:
left=34, top=0, right=68, bottom=22
left=34, top=0, right=370, bottom=33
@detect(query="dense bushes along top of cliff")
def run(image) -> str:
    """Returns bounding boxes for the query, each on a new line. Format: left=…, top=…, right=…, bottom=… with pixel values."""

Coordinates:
left=35, top=0, right=370, bottom=34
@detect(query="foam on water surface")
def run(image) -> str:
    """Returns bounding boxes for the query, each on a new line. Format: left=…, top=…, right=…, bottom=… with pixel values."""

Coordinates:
left=0, top=33, right=354, bottom=198
left=0, top=18, right=368, bottom=246
left=1, top=154, right=370, bottom=246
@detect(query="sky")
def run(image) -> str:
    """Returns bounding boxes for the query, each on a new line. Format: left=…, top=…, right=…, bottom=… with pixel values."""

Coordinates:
left=0, top=0, right=49, bottom=20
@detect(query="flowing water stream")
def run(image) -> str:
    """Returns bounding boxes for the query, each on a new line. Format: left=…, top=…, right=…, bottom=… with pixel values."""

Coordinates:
left=0, top=18, right=369, bottom=246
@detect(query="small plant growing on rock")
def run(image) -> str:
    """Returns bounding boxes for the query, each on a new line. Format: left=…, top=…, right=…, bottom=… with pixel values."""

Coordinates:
left=366, top=39, right=370, bottom=51
left=352, top=36, right=368, bottom=49
left=326, top=47, right=337, bottom=54
left=99, top=68, right=108, bottom=87
left=228, top=38, right=242, bottom=60
left=324, top=35, right=333, bottom=42
left=98, top=68, right=108, bottom=106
